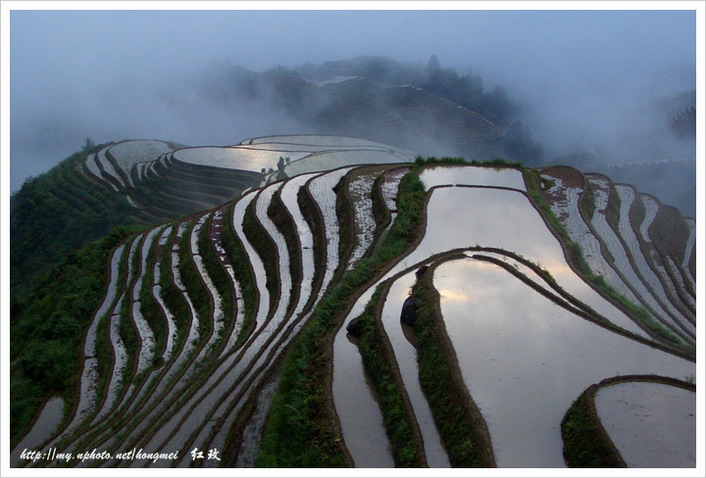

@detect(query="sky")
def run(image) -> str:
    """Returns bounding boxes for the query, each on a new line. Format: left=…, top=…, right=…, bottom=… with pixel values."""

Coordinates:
left=7, top=5, right=699, bottom=201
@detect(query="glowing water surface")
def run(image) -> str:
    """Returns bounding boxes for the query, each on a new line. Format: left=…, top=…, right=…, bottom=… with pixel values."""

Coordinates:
left=173, top=147, right=309, bottom=172
left=332, top=326, right=395, bottom=467
left=387, top=187, right=648, bottom=336
left=246, top=134, right=404, bottom=149
left=419, top=164, right=526, bottom=190
left=434, top=257, right=694, bottom=467
left=333, top=180, right=657, bottom=468
left=283, top=150, right=409, bottom=177
left=595, top=381, right=695, bottom=467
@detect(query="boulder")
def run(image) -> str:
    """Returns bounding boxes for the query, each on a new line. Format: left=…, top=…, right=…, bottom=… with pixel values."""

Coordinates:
left=346, top=316, right=363, bottom=336
left=400, top=296, right=419, bottom=325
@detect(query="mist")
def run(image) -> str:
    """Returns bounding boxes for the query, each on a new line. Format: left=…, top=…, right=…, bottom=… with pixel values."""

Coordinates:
left=9, top=8, right=697, bottom=213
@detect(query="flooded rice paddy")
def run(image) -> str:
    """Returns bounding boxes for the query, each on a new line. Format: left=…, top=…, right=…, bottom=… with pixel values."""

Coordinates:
left=332, top=322, right=395, bottom=467
left=380, top=272, right=450, bottom=467
left=595, top=381, right=695, bottom=467
left=11, top=397, right=65, bottom=466
left=419, top=165, right=526, bottom=190
left=434, top=257, right=694, bottom=467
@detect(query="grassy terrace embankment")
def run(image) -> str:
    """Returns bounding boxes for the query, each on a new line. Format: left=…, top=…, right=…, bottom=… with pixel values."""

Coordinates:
left=63, top=228, right=171, bottom=453
left=297, top=180, right=326, bottom=304
left=49, top=238, right=133, bottom=454
left=601, top=182, right=694, bottom=345
left=371, top=172, right=391, bottom=232
left=243, top=196, right=280, bottom=320
left=255, top=166, right=427, bottom=467
left=410, top=261, right=496, bottom=467
left=625, top=188, right=696, bottom=323
left=197, top=212, right=235, bottom=353
left=140, top=227, right=168, bottom=360
left=268, top=188, right=302, bottom=319
left=118, top=236, right=142, bottom=397
left=178, top=218, right=213, bottom=354
left=220, top=203, right=258, bottom=346
left=10, top=225, right=143, bottom=447
left=157, top=225, right=191, bottom=362
left=561, top=375, right=695, bottom=467
left=199, top=213, right=236, bottom=351
left=334, top=171, right=355, bottom=269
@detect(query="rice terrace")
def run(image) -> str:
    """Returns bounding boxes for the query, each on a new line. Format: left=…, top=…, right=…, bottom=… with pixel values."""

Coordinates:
left=7, top=7, right=701, bottom=470
left=9, top=133, right=696, bottom=468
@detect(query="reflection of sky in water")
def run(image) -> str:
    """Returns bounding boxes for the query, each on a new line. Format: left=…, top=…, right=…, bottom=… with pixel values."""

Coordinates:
left=397, top=187, right=647, bottom=337
left=419, top=165, right=526, bottom=191
left=434, top=258, right=694, bottom=467
left=437, top=288, right=470, bottom=302
left=334, top=183, right=657, bottom=465
left=381, top=273, right=450, bottom=467
left=174, top=147, right=309, bottom=171
left=595, top=382, right=695, bottom=467
left=334, top=328, right=394, bottom=467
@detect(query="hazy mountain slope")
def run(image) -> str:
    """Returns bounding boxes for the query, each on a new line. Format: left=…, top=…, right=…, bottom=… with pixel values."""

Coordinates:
left=200, top=57, right=544, bottom=164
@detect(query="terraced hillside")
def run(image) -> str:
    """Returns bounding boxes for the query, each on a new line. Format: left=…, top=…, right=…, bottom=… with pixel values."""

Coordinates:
left=11, top=140, right=696, bottom=468
left=10, top=136, right=414, bottom=291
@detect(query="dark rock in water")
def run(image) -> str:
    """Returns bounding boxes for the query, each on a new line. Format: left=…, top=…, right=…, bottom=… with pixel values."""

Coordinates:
left=401, top=322, right=419, bottom=350
left=400, top=296, right=419, bottom=325
left=346, top=316, right=363, bottom=337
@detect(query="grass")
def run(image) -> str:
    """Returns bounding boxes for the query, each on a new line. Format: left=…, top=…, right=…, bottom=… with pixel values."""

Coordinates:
left=118, top=236, right=142, bottom=389
left=243, top=197, right=280, bottom=319
left=604, top=182, right=622, bottom=234
left=297, top=185, right=326, bottom=302
left=561, top=385, right=625, bottom=467
left=579, top=179, right=596, bottom=222
left=470, top=158, right=522, bottom=168
left=158, top=225, right=191, bottom=357
left=10, top=143, right=136, bottom=295
left=335, top=172, right=354, bottom=267
left=220, top=202, right=258, bottom=346
left=198, top=212, right=235, bottom=354
left=414, top=156, right=469, bottom=168
left=140, top=228, right=167, bottom=360
left=177, top=218, right=213, bottom=351
left=371, top=172, right=391, bottom=233
left=268, top=188, right=302, bottom=319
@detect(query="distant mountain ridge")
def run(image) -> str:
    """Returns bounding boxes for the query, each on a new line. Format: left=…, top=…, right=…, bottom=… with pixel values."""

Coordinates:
left=201, top=56, right=544, bottom=164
